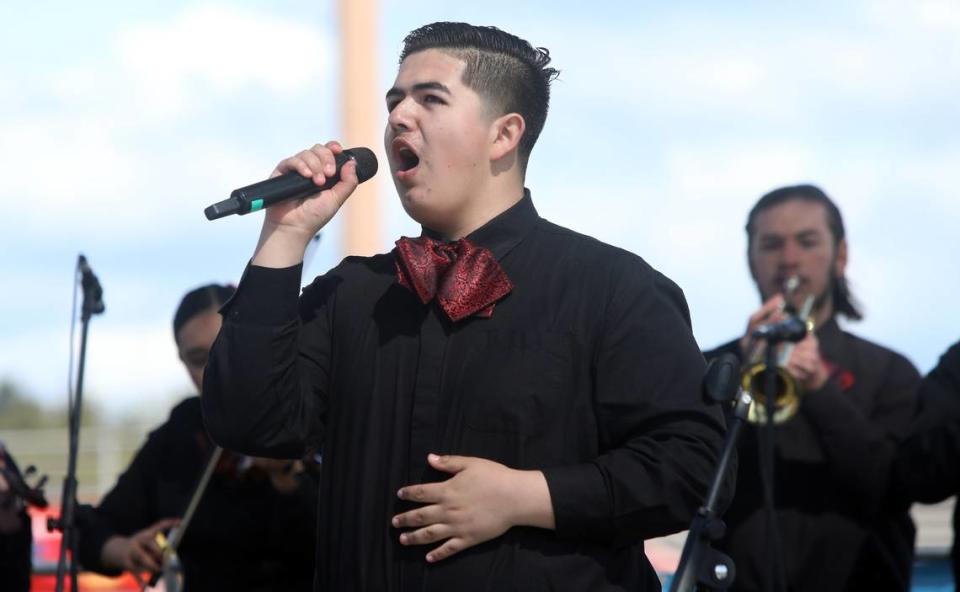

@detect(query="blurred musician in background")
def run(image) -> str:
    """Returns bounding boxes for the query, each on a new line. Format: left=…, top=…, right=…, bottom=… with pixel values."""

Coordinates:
left=891, top=339, right=960, bottom=581
left=0, top=443, right=33, bottom=592
left=704, top=184, right=920, bottom=591
left=76, top=284, right=319, bottom=590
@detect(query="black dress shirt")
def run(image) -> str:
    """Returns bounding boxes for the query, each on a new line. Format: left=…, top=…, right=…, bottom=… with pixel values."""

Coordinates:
left=77, top=397, right=318, bottom=591
left=892, top=339, right=960, bottom=580
left=203, top=193, right=728, bottom=591
left=705, top=319, right=920, bottom=592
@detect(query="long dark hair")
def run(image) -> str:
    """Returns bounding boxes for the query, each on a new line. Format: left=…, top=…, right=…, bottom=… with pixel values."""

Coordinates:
left=746, top=184, right=863, bottom=320
left=173, top=284, right=236, bottom=343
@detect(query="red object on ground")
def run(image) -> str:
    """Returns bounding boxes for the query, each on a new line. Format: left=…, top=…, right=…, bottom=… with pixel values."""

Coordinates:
left=29, top=506, right=140, bottom=591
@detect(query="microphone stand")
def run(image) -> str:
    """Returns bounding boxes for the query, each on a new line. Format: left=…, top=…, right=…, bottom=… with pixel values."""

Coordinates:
left=50, top=255, right=105, bottom=592
left=669, top=353, right=746, bottom=592
left=758, top=338, right=787, bottom=592
left=749, top=302, right=810, bottom=592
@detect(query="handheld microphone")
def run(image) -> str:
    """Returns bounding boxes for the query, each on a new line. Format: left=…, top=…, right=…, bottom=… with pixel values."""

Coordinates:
left=204, top=147, right=378, bottom=221
left=752, top=316, right=808, bottom=343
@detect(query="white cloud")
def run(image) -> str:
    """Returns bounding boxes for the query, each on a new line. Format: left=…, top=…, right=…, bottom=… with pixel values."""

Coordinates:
left=0, top=117, right=270, bottom=241
left=0, top=119, right=139, bottom=212
left=85, top=323, right=192, bottom=407
left=45, top=65, right=104, bottom=105
left=0, top=4, right=335, bottom=241
left=895, top=149, right=960, bottom=215
left=0, top=76, right=15, bottom=112
left=662, top=143, right=816, bottom=203
left=556, top=42, right=775, bottom=116
left=866, top=0, right=960, bottom=32
left=115, top=4, right=332, bottom=119
left=619, top=49, right=768, bottom=103
left=916, top=0, right=960, bottom=29
left=550, top=9, right=959, bottom=120
left=0, top=322, right=190, bottom=415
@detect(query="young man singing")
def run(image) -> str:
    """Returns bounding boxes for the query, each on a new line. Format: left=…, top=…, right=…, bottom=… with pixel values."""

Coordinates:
left=203, top=22, right=726, bottom=591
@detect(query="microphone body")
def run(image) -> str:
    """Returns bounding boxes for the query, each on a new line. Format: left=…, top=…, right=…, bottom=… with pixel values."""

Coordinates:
left=205, top=147, right=378, bottom=220
left=78, top=254, right=105, bottom=316
left=703, top=353, right=740, bottom=405
left=752, top=316, right=808, bottom=343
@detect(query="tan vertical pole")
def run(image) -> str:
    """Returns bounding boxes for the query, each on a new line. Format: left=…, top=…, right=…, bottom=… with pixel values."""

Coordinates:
left=339, top=0, right=382, bottom=257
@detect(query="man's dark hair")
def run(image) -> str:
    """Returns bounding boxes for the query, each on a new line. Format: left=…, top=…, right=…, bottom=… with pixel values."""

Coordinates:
left=746, top=184, right=863, bottom=320
left=173, top=284, right=236, bottom=342
left=400, top=22, right=559, bottom=172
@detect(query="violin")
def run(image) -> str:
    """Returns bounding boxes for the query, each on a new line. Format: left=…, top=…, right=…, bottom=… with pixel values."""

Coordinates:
left=0, top=443, right=48, bottom=509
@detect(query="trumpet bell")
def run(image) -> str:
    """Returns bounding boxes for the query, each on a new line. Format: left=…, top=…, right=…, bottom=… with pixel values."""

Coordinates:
left=742, top=363, right=800, bottom=424
left=738, top=281, right=813, bottom=425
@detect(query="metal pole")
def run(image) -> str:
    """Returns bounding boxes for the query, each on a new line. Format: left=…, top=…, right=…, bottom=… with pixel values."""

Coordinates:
left=339, top=0, right=382, bottom=257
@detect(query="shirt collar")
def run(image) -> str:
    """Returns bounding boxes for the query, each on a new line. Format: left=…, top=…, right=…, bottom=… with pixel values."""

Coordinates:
left=421, top=189, right=539, bottom=261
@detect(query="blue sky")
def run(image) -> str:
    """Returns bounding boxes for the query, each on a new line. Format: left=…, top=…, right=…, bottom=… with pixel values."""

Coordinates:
left=1, top=1, right=958, bottom=418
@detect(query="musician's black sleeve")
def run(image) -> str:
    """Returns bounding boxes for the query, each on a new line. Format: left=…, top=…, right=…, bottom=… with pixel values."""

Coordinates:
left=76, top=417, right=175, bottom=575
left=893, top=340, right=960, bottom=503
left=801, top=348, right=920, bottom=516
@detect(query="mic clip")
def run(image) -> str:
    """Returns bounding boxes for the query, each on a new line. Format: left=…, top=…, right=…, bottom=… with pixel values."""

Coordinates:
left=751, top=316, right=808, bottom=343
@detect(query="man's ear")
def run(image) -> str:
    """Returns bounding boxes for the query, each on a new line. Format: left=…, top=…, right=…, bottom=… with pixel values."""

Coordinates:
left=489, top=112, right=525, bottom=161
left=834, top=238, right=848, bottom=278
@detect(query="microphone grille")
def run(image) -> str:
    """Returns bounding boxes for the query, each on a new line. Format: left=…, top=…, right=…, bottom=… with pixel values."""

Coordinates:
left=346, top=147, right=379, bottom=183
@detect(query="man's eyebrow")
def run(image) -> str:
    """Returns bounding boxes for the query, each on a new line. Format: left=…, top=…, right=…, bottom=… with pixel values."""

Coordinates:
left=385, top=81, right=452, bottom=100
left=757, top=228, right=823, bottom=245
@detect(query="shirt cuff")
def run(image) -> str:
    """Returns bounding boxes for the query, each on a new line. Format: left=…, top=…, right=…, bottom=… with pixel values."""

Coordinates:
left=221, top=262, right=304, bottom=326
left=541, top=463, right=611, bottom=541
left=75, top=505, right=121, bottom=575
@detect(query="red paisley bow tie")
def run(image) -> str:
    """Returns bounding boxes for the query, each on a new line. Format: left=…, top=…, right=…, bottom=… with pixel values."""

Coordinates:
left=394, top=236, right=513, bottom=322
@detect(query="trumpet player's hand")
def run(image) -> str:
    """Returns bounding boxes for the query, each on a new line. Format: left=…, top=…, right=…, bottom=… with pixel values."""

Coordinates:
left=739, top=295, right=787, bottom=356
left=785, top=334, right=829, bottom=391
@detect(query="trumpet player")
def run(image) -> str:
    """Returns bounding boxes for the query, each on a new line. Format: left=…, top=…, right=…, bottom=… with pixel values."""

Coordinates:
left=704, top=184, right=920, bottom=591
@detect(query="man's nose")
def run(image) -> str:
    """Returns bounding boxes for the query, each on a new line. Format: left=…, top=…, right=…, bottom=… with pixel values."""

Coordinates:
left=388, top=98, right=414, bottom=133
left=780, top=240, right=801, bottom=267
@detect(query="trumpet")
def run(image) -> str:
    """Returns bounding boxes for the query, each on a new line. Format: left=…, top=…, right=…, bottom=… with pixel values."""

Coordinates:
left=742, top=277, right=815, bottom=424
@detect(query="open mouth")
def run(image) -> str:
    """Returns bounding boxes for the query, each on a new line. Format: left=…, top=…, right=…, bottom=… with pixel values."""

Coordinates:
left=393, top=140, right=420, bottom=174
